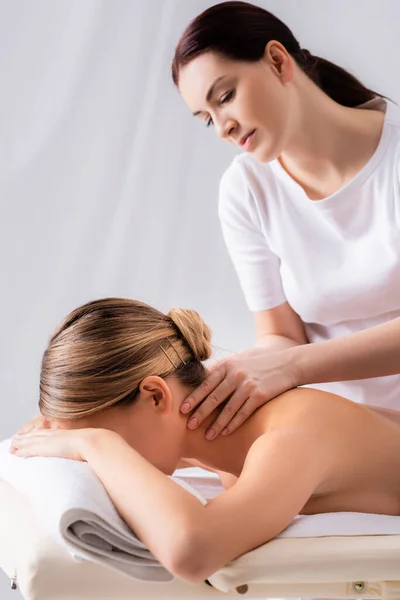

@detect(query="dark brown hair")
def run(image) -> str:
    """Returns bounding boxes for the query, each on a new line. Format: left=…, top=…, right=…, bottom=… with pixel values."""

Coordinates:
left=172, top=1, right=382, bottom=107
left=39, top=298, right=212, bottom=420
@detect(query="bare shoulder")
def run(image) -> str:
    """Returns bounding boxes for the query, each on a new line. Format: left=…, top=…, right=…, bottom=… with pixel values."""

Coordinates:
left=197, top=391, right=351, bottom=571
left=274, top=386, right=356, bottom=409
left=237, top=391, right=349, bottom=499
left=265, top=386, right=362, bottom=429
left=246, top=386, right=366, bottom=471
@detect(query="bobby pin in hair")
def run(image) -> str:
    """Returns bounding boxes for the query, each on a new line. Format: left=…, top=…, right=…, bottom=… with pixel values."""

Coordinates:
left=166, top=337, right=187, bottom=366
left=160, top=345, right=178, bottom=369
left=160, top=339, right=187, bottom=369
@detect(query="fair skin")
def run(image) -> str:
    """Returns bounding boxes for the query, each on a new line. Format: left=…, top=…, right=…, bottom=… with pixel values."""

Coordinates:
left=177, top=43, right=400, bottom=440
left=11, top=377, right=400, bottom=583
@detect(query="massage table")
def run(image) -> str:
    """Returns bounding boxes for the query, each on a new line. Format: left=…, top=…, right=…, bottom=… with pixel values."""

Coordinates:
left=1, top=471, right=400, bottom=600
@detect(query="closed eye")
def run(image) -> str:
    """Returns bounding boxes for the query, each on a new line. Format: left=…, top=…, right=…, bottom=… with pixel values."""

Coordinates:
left=205, top=89, right=235, bottom=128
left=219, top=89, right=235, bottom=105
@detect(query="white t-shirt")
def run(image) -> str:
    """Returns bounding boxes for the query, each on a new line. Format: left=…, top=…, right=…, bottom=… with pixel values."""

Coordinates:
left=219, top=97, right=400, bottom=408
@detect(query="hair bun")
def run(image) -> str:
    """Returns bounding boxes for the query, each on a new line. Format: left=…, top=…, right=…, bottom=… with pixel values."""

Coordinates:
left=168, top=308, right=212, bottom=362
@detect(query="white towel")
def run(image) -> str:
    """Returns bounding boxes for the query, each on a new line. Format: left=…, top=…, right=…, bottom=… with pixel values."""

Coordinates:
left=280, top=511, right=400, bottom=537
left=0, top=438, right=206, bottom=582
left=1, top=437, right=400, bottom=583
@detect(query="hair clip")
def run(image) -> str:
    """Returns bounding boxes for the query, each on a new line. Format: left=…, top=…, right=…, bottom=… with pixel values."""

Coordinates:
left=160, top=345, right=178, bottom=369
left=166, top=337, right=187, bottom=366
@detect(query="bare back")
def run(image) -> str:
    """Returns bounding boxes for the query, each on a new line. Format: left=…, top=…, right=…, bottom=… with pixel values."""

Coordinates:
left=173, top=388, right=400, bottom=578
left=263, top=388, right=400, bottom=516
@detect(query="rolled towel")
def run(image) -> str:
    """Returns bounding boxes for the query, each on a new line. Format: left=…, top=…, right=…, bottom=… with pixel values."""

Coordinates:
left=0, top=438, right=206, bottom=582
left=2, top=437, right=400, bottom=584
left=279, top=510, right=400, bottom=538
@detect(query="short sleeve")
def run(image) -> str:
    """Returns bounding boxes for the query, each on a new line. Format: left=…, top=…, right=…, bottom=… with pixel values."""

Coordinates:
left=218, top=160, right=286, bottom=312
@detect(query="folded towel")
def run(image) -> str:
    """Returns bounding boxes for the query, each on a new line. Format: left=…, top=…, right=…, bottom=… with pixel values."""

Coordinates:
left=2, top=437, right=400, bottom=583
left=174, top=467, right=225, bottom=500
left=0, top=438, right=206, bottom=582
left=280, top=510, right=400, bottom=537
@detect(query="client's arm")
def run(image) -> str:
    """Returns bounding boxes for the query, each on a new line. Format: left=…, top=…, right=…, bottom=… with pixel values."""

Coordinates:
left=11, top=392, right=335, bottom=583
left=79, top=415, right=331, bottom=582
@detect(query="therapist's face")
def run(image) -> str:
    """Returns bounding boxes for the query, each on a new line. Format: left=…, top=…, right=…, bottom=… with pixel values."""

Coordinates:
left=178, top=45, right=295, bottom=163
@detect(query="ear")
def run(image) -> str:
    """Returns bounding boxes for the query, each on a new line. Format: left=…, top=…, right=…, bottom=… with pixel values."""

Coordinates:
left=139, top=376, right=173, bottom=415
left=263, top=40, right=294, bottom=84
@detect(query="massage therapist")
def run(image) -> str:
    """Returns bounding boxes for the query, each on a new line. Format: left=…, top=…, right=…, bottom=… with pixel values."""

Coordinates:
left=172, top=1, right=400, bottom=440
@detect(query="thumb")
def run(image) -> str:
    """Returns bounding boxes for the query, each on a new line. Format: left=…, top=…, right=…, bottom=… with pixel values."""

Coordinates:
left=207, top=357, right=227, bottom=373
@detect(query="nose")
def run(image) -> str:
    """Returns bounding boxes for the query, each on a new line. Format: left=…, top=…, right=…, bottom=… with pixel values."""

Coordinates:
left=215, top=117, right=237, bottom=140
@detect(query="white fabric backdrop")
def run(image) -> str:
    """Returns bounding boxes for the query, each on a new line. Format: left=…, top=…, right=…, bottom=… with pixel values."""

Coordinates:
left=1, top=1, right=399, bottom=598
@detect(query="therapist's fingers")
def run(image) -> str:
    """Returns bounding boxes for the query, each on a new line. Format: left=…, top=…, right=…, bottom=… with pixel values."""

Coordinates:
left=187, top=378, right=237, bottom=429
left=184, top=375, right=238, bottom=429
left=180, top=362, right=228, bottom=415
left=203, top=387, right=251, bottom=440
left=206, top=357, right=226, bottom=373
left=186, top=379, right=237, bottom=430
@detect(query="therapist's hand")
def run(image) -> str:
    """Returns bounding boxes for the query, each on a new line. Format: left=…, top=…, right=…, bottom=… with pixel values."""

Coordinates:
left=180, top=347, right=298, bottom=440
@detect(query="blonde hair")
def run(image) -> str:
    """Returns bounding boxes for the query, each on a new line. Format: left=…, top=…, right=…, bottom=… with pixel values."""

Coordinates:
left=39, top=298, right=212, bottom=420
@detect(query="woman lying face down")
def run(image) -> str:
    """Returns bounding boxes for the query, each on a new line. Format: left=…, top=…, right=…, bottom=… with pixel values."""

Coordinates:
left=11, top=297, right=400, bottom=583
left=36, top=298, right=217, bottom=476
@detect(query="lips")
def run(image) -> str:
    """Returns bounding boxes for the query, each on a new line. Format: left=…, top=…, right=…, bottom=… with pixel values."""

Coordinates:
left=239, top=129, right=256, bottom=149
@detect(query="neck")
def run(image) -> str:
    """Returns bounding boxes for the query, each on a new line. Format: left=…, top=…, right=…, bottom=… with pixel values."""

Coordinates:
left=280, top=77, right=384, bottom=191
left=181, top=408, right=265, bottom=477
